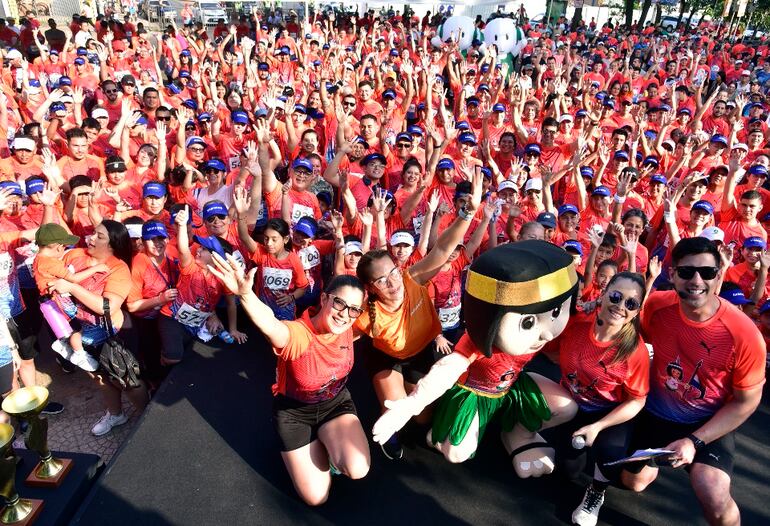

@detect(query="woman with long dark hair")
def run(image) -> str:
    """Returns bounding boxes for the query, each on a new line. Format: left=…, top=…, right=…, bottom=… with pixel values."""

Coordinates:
left=47, top=220, right=149, bottom=436
left=553, top=271, right=650, bottom=526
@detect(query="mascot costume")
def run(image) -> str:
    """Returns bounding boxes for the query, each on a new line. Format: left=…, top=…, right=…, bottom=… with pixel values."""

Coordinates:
left=373, top=240, right=578, bottom=477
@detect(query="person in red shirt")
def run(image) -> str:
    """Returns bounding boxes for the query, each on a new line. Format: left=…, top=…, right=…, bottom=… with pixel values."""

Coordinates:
left=554, top=272, right=649, bottom=526
left=208, top=256, right=370, bottom=506
left=720, top=161, right=767, bottom=250
left=623, top=237, right=766, bottom=526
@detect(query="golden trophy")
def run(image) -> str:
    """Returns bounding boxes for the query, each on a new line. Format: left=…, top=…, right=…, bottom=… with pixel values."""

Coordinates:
left=0, top=422, right=43, bottom=525
left=2, top=387, right=72, bottom=488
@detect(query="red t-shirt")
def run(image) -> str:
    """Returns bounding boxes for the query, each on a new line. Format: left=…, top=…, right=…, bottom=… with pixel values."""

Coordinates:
left=641, top=290, right=766, bottom=423
left=453, top=333, right=538, bottom=395
left=557, top=312, right=649, bottom=411
left=272, top=310, right=354, bottom=403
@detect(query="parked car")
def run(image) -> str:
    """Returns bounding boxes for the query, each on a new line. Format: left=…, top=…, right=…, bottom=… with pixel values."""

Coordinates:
left=196, top=1, right=227, bottom=25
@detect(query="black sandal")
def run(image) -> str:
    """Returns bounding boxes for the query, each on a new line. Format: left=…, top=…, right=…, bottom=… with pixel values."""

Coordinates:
left=509, top=441, right=552, bottom=460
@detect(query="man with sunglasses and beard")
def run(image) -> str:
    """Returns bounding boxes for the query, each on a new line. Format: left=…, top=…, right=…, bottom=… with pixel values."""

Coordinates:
left=622, top=237, right=765, bottom=526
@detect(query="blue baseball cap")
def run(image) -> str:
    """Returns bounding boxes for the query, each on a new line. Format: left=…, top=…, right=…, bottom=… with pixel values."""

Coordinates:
left=643, top=130, right=658, bottom=141
left=710, top=134, right=728, bottom=146
left=254, top=108, right=268, bottom=118
left=480, top=167, right=492, bottom=179
left=749, top=165, right=769, bottom=177
left=360, top=153, right=386, bottom=167
left=613, top=150, right=630, bottom=161
left=294, top=104, right=307, bottom=115
left=76, top=47, right=88, bottom=56
left=692, top=200, right=714, bottom=215
left=142, top=182, right=167, bottom=198
left=759, top=299, right=770, bottom=315
left=458, top=131, right=477, bottom=145
left=477, top=83, right=490, bottom=93
left=576, top=109, right=588, bottom=118
left=182, top=99, right=198, bottom=110
left=257, top=62, right=269, bottom=71
left=525, top=143, right=542, bottom=156
left=185, top=136, right=207, bottom=149
left=407, top=125, right=424, bottom=136
left=580, top=166, right=595, bottom=178
left=197, top=112, right=212, bottom=122
left=231, top=110, right=250, bottom=124
left=179, top=71, right=191, bottom=79
left=382, top=89, right=397, bottom=100
left=58, top=76, right=72, bottom=87
left=437, top=158, right=455, bottom=171
left=201, top=200, right=229, bottom=220
left=492, top=103, right=506, bottom=113
left=466, top=96, right=480, bottom=107
left=0, top=181, right=22, bottom=196
left=193, top=235, right=226, bottom=258
left=743, top=236, right=767, bottom=249
left=455, top=121, right=471, bottom=131
left=592, top=186, right=611, bottom=197
left=294, top=216, right=318, bottom=238
left=536, top=212, right=557, bottom=229
left=25, top=178, right=45, bottom=195
left=292, top=157, right=314, bottom=172
left=50, top=102, right=66, bottom=112
left=142, top=221, right=169, bottom=240
left=204, top=159, right=227, bottom=172
left=180, top=49, right=192, bottom=57
left=395, top=132, right=412, bottom=143
left=719, top=288, right=754, bottom=306
left=558, top=204, right=579, bottom=216
left=563, top=239, right=584, bottom=256
left=352, top=136, right=370, bottom=148
left=650, top=174, right=668, bottom=185
left=73, top=57, right=85, bottom=65
left=167, top=83, right=182, bottom=94
left=135, top=115, right=149, bottom=126
left=642, top=156, right=659, bottom=167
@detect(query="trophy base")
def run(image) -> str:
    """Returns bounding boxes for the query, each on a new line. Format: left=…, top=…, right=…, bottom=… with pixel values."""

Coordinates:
left=24, top=459, right=73, bottom=488
left=0, top=498, right=43, bottom=525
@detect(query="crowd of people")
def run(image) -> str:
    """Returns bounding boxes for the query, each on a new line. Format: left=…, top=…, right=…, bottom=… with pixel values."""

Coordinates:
left=0, top=6, right=766, bottom=525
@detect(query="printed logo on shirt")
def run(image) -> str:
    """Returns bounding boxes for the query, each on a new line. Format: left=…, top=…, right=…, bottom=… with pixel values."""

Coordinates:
left=263, top=267, right=292, bottom=291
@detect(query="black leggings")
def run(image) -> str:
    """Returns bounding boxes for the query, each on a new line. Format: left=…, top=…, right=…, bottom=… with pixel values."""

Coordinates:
left=552, top=406, right=635, bottom=485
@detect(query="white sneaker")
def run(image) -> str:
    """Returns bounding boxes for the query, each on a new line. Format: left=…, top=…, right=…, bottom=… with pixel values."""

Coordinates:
left=572, top=485, right=605, bottom=526
left=69, top=351, right=98, bottom=372
left=51, top=339, right=73, bottom=360
left=91, top=411, right=128, bottom=436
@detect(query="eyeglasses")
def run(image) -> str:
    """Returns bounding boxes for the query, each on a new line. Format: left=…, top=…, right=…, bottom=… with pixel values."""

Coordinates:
left=156, top=115, right=171, bottom=121
left=188, top=146, right=205, bottom=153
left=328, top=294, right=363, bottom=319
left=607, top=290, right=640, bottom=311
left=674, top=265, right=719, bottom=280
left=368, top=163, right=385, bottom=170
left=205, top=214, right=226, bottom=222
left=123, top=83, right=136, bottom=88
left=371, top=266, right=402, bottom=289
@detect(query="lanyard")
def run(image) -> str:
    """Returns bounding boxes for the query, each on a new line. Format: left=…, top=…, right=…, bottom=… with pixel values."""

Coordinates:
left=150, top=257, right=176, bottom=290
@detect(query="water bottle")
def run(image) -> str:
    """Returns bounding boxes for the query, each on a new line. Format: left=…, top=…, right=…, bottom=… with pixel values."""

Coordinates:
left=218, top=330, right=235, bottom=344
left=572, top=435, right=586, bottom=450
left=39, top=297, right=73, bottom=339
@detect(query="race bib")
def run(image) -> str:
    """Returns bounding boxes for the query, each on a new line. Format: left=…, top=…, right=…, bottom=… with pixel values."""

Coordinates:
left=298, top=245, right=320, bottom=270
left=174, top=302, right=211, bottom=327
left=228, top=156, right=241, bottom=171
left=412, top=215, right=425, bottom=237
left=262, top=267, right=292, bottom=291
left=231, top=250, right=245, bottom=268
left=438, top=305, right=461, bottom=330
left=0, top=253, right=13, bottom=279
left=291, top=203, right=315, bottom=225
left=256, top=200, right=268, bottom=226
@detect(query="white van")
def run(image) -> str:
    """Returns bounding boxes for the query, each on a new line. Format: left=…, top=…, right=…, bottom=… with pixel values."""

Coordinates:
left=196, top=1, right=228, bottom=25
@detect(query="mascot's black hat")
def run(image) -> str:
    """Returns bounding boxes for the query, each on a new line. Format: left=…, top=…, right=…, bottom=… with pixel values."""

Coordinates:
left=464, top=240, right=579, bottom=356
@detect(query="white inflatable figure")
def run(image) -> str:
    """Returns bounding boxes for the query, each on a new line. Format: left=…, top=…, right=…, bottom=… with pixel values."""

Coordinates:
left=372, top=241, right=579, bottom=478
left=437, top=15, right=477, bottom=50
left=481, top=18, right=526, bottom=81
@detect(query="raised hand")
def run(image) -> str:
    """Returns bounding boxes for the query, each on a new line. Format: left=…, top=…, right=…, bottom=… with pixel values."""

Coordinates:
left=208, top=253, right=256, bottom=297
left=232, top=185, right=251, bottom=216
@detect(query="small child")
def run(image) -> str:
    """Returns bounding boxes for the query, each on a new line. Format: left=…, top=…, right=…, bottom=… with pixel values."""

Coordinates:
left=33, top=223, right=108, bottom=371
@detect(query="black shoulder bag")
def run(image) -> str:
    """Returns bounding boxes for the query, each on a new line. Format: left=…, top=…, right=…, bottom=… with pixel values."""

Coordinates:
left=98, top=298, right=141, bottom=389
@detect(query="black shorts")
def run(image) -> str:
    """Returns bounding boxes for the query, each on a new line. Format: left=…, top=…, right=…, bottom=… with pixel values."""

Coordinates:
left=157, top=315, right=196, bottom=362
left=272, top=388, right=357, bottom=452
left=624, top=410, right=735, bottom=476
left=9, top=313, right=38, bottom=361
left=357, top=336, right=439, bottom=385
left=0, top=363, right=12, bottom=395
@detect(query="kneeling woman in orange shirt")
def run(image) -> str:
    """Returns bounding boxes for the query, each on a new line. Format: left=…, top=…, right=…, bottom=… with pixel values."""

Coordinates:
left=209, top=254, right=370, bottom=506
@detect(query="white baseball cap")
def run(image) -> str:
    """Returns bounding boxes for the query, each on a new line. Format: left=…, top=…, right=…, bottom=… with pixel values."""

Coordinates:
left=700, top=226, right=725, bottom=242
left=344, top=241, right=363, bottom=255
left=91, top=108, right=109, bottom=119
left=558, top=114, right=573, bottom=123
left=498, top=180, right=518, bottom=192
left=524, top=178, right=543, bottom=192
left=390, top=231, right=415, bottom=247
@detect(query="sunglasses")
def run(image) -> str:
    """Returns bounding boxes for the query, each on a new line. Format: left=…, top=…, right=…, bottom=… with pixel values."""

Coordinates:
left=342, top=101, right=356, bottom=107
left=104, top=89, right=119, bottom=94
left=205, top=214, right=226, bottom=222
left=188, top=146, right=205, bottom=153
left=185, top=126, right=196, bottom=131
left=396, top=143, right=411, bottom=149
left=123, top=83, right=136, bottom=87
left=328, top=294, right=363, bottom=319
left=674, top=265, right=719, bottom=280
left=607, top=290, right=640, bottom=311
left=156, top=116, right=171, bottom=121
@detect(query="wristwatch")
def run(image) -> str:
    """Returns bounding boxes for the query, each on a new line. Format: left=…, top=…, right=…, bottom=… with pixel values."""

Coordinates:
left=686, top=434, right=706, bottom=451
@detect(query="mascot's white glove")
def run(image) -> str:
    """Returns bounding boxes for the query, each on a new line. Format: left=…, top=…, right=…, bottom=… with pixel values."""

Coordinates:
left=372, top=353, right=470, bottom=445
